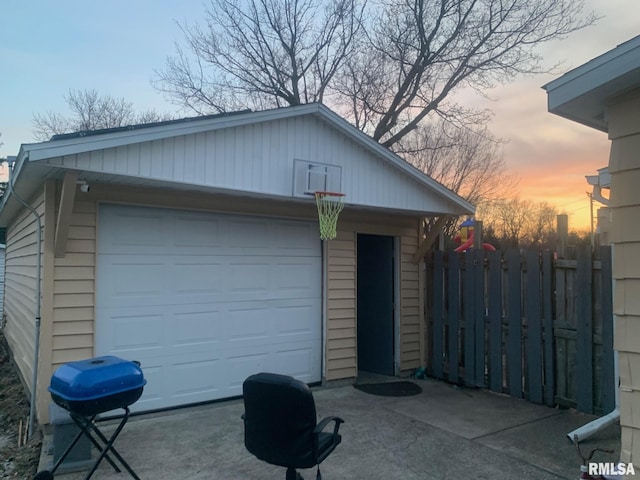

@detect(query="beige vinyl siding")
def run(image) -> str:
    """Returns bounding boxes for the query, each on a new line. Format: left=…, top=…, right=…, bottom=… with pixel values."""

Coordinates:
left=608, top=90, right=640, bottom=466
left=3, top=190, right=44, bottom=393
left=51, top=199, right=96, bottom=368
left=326, top=231, right=357, bottom=380
left=400, top=234, right=421, bottom=370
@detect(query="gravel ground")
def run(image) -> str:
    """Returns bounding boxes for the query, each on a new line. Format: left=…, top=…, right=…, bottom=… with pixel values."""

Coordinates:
left=0, top=331, right=41, bottom=479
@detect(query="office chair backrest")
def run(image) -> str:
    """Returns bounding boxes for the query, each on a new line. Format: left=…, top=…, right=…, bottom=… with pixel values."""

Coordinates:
left=243, top=372, right=318, bottom=468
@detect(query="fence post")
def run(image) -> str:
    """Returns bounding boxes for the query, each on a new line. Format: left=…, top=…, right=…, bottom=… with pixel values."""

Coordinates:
left=474, top=220, right=483, bottom=250
left=557, top=214, right=568, bottom=258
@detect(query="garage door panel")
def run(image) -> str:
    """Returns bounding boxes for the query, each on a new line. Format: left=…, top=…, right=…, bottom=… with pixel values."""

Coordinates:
left=173, top=215, right=222, bottom=249
left=99, top=261, right=166, bottom=305
left=226, top=306, right=270, bottom=342
left=170, top=358, right=222, bottom=398
left=172, top=262, right=222, bottom=295
left=275, top=221, right=319, bottom=251
left=227, top=262, right=270, bottom=293
left=97, top=204, right=321, bottom=412
left=272, top=345, right=319, bottom=381
left=275, top=261, right=321, bottom=291
left=228, top=219, right=272, bottom=248
left=98, top=311, right=165, bottom=354
left=99, top=208, right=168, bottom=254
left=170, top=310, right=223, bottom=346
left=275, top=303, right=321, bottom=336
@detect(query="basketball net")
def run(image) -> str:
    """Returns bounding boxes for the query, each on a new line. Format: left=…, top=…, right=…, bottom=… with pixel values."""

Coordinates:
left=314, top=192, right=345, bottom=240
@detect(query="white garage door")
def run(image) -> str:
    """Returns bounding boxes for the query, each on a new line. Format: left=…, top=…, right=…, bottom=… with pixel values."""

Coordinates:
left=96, top=204, right=322, bottom=412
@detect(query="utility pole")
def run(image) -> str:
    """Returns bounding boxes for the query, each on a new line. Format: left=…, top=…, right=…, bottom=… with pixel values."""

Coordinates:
left=587, top=191, right=594, bottom=250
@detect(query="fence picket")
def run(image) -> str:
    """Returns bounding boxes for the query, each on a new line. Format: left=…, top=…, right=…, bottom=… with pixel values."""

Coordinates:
left=526, top=250, right=543, bottom=404
left=576, top=248, right=594, bottom=414
left=506, top=250, right=522, bottom=398
left=488, top=251, right=502, bottom=393
left=474, top=249, right=486, bottom=387
left=448, top=253, right=461, bottom=384
left=542, top=251, right=555, bottom=407
left=464, top=252, right=476, bottom=386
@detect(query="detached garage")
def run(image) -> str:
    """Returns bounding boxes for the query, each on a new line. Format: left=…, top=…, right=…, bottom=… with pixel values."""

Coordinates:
left=0, top=103, right=473, bottom=424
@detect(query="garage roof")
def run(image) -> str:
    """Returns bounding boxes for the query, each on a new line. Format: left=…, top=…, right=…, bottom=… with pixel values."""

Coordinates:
left=0, top=103, right=474, bottom=224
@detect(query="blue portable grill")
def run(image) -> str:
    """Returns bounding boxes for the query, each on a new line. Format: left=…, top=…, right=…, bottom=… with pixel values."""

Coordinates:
left=35, top=356, right=146, bottom=480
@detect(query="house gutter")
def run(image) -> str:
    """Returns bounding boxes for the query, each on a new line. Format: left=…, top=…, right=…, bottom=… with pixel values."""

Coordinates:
left=6, top=155, right=43, bottom=439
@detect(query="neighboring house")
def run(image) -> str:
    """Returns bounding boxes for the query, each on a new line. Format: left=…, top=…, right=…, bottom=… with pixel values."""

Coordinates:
left=0, top=103, right=473, bottom=424
left=545, top=35, right=640, bottom=466
left=586, top=167, right=612, bottom=246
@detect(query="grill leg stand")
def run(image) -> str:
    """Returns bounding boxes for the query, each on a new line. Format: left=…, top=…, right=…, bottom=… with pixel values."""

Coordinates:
left=48, top=416, right=95, bottom=474
left=69, top=415, right=122, bottom=474
left=70, top=408, right=140, bottom=480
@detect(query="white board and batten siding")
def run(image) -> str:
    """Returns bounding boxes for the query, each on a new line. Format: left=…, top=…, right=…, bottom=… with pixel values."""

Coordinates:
left=95, top=204, right=322, bottom=412
left=43, top=115, right=458, bottom=214
left=3, top=192, right=44, bottom=392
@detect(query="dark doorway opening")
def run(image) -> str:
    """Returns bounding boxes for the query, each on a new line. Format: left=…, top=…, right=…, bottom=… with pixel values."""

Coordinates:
left=357, top=233, right=395, bottom=376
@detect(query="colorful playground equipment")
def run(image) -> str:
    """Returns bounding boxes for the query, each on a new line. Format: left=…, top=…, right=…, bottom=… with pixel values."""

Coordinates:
left=453, top=218, right=496, bottom=252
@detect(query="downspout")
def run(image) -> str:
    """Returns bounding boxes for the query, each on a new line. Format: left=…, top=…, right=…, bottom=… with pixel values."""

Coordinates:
left=321, top=239, right=328, bottom=382
left=6, top=157, right=42, bottom=440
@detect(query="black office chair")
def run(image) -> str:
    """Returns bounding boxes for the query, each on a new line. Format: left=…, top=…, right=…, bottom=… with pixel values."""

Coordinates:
left=242, top=372, right=344, bottom=480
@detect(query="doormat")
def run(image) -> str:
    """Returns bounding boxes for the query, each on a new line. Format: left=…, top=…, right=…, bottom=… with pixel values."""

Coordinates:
left=353, top=381, right=422, bottom=397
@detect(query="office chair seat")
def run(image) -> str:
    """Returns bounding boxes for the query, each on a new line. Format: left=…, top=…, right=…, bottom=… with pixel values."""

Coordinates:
left=242, top=373, right=344, bottom=479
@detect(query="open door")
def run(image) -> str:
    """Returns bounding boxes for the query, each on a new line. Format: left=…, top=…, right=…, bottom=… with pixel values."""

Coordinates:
left=357, top=234, right=395, bottom=375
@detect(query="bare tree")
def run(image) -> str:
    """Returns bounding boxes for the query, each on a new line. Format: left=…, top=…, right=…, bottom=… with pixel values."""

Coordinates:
left=33, top=89, right=172, bottom=141
left=154, top=0, right=365, bottom=114
left=478, top=197, right=558, bottom=248
left=398, top=118, right=516, bottom=207
left=339, top=0, right=597, bottom=148
left=156, top=0, right=596, bottom=149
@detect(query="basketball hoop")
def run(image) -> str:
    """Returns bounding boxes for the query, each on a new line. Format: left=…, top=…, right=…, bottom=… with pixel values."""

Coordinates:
left=314, top=191, right=345, bottom=240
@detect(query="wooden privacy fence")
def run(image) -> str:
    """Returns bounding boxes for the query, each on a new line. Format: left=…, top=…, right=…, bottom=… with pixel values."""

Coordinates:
left=426, top=246, right=615, bottom=414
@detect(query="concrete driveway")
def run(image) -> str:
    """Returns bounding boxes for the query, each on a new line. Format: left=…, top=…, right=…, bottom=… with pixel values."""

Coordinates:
left=39, top=377, right=620, bottom=479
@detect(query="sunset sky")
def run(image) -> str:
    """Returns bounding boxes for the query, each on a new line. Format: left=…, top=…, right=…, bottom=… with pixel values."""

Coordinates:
left=1, top=0, right=637, bottom=231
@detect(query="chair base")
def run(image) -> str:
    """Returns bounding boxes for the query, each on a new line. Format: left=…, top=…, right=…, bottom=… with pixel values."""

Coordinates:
left=286, top=467, right=304, bottom=480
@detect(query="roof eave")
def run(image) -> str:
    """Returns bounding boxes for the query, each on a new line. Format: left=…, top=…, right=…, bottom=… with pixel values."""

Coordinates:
left=543, top=35, right=640, bottom=132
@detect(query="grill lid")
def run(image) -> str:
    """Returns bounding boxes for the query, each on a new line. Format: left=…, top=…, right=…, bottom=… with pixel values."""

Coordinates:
left=49, top=356, right=146, bottom=402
